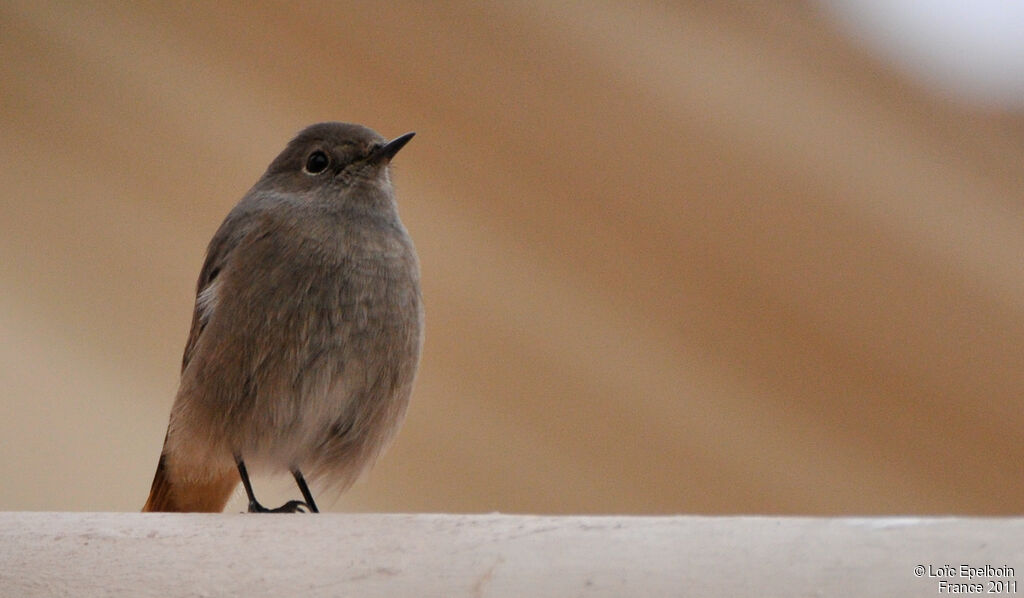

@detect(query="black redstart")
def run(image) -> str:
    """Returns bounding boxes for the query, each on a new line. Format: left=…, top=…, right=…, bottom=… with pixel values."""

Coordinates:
left=143, top=122, right=423, bottom=513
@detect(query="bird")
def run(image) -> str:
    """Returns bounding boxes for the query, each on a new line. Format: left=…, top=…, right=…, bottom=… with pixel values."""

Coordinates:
left=143, top=122, right=423, bottom=513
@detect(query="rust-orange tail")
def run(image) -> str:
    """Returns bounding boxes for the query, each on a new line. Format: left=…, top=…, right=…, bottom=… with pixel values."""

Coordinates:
left=142, top=452, right=238, bottom=513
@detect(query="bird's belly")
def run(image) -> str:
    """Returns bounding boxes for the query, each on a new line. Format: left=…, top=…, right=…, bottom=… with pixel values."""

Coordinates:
left=171, top=245, right=421, bottom=485
left=230, top=272, right=420, bottom=479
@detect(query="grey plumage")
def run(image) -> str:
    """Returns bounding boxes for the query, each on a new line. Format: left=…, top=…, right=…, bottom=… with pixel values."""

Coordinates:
left=145, top=122, right=422, bottom=512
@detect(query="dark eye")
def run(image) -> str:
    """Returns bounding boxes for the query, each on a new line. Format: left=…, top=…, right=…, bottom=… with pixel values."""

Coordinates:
left=304, top=150, right=330, bottom=174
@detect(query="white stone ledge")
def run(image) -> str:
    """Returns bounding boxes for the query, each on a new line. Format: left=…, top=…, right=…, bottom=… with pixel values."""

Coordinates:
left=1, top=513, right=1021, bottom=597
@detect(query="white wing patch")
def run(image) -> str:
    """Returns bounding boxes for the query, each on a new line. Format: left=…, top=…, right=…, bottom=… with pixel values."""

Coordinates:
left=196, top=279, right=221, bottom=322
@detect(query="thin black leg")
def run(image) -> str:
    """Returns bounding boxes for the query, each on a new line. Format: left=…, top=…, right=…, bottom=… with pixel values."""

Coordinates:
left=234, top=455, right=310, bottom=513
left=235, top=456, right=261, bottom=510
left=291, top=469, right=319, bottom=513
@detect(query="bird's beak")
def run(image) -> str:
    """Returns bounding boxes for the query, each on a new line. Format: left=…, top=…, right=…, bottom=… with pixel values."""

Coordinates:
left=371, top=132, right=416, bottom=163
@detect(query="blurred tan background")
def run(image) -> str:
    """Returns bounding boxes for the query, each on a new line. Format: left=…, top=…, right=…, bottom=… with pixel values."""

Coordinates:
left=2, top=1, right=1023, bottom=515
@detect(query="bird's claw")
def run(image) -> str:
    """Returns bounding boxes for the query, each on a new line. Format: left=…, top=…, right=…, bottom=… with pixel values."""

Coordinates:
left=247, top=499, right=311, bottom=513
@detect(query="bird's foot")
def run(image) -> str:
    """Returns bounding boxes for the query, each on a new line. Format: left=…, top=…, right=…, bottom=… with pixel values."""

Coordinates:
left=246, top=499, right=311, bottom=513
